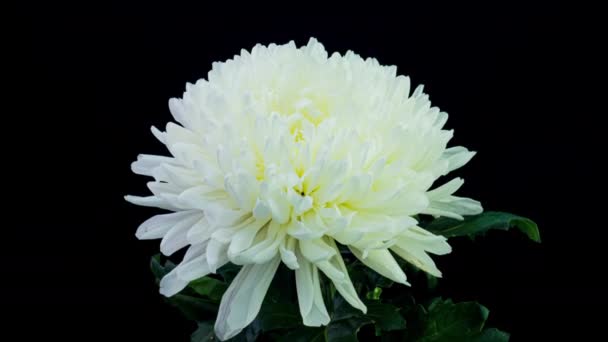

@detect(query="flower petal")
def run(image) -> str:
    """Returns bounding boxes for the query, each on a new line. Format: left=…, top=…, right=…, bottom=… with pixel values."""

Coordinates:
left=179, top=185, right=231, bottom=210
left=177, top=254, right=212, bottom=282
left=401, top=226, right=452, bottom=255
left=424, top=197, right=483, bottom=219
left=280, top=236, right=299, bottom=270
left=426, top=178, right=464, bottom=199
left=349, top=247, right=409, bottom=285
left=443, top=146, right=476, bottom=173
left=214, top=257, right=281, bottom=340
left=159, top=212, right=203, bottom=256
left=299, top=238, right=336, bottom=263
left=206, top=238, right=229, bottom=273
left=124, top=195, right=181, bottom=211
left=391, top=228, right=451, bottom=277
left=135, top=210, right=200, bottom=240
left=287, top=214, right=326, bottom=240
left=186, top=216, right=215, bottom=244
left=425, top=178, right=483, bottom=219
left=295, top=247, right=330, bottom=326
left=315, top=239, right=366, bottom=313
left=231, top=221, right=283, bottom=264
left=131, top=154, right=175, bottom=177
left=227, top=218, right=269, bottom=258
left=159, top=267, right=188, bottom=297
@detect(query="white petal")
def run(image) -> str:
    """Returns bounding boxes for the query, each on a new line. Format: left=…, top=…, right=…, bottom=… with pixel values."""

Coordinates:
left=131, top=154, right=175, bottom=177
left=391, top=243, right=442, bottom=277
left=206, top=238, right=229, bottom=273
left=299, top=238, right=336, bottom=263
left=159, top=267, right=188, bottom=297
left=287, top=212, right=326, bottom=240
left=424, top=196, right=483, bottom=220
left=286, top=188, right=314, bottom=216
left=124, top=195, right=180, bottom=211
left=280, top=236, right=299, bottom=270
left=267, top=197, right=290, bottom=225
left=150, top=125, right=166, bottom=143
left=147, top=181, right=181, bottom=196
left=177, top=254, right=211, bottom=281
left=252, top=199, right=272, bottom=220
left=205, top=206, right=248, bottom=228
left=211, top=227, right=239, bottom=244
left=295, top=248, right=330, bottom=326
left=169, top=142, right=206, bottom=169
left=224, top=171, right=260, bottom=211
left=334, top=174, right=372, bottom=203
left=440, top=197, right=483, bottom=216
left=174, top=242, right=212, bottom=281
left=135, top=210, right=199, bottom=240
left=316, top=260, right=345, bottom=281
left=183, top=242, right=208, bottom=262
left=214, top=257, right=281, bottom=340
left=168, top=98, right=188, bottom=128
left=425, top=178, right=483, bottom=219
left=316, top=239, right=366, bottom=313
left=401, top=226, right=452, bottom=255
left=391, top=228, right=451, bottom=278
left=165, top=121, right=200, bottom=147
left=186, top=217, right=215, bottom=244
left=160, top=212, right=203, bottom=256
left=227, top=219, right=269, bottom=258
left=349, top=247, right=409, bottom=285
left=161, top=163, right=204, bottom=188
left=427, top=178, right=464, bottom=200
left=231, top=221, right=283, bottom=264
left=386, top=191, right=429, bottom=216
left=251, top=234, right=284, bottom=264
left=443, top=146, right=476, bottom=172
left=179, top=185, right=230, bottom=210
left=332, top=229, right=365, bottom=245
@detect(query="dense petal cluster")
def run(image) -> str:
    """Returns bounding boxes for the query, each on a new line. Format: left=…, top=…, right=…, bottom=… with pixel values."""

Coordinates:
left=127, top=38, right=482, bottom=340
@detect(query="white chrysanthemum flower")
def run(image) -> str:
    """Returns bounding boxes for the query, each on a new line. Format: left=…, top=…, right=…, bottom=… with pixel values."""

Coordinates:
left=126, top=38, right=482, bottom=340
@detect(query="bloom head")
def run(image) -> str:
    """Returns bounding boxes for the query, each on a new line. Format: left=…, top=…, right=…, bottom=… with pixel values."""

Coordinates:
left=126, top=38, right=481, bottom=340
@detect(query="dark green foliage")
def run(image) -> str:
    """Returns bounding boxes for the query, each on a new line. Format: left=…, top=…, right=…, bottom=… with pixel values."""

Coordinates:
left=149, top=212, right=538, bottom=341
left=425, top=211, right=540, bottom=242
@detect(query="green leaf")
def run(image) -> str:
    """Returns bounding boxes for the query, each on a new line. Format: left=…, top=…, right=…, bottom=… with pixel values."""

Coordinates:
left=150, top=254, right=165, bottom=280
left=366, top=287, right=383, bottom=300
left=415, top=299, right=490, bottom=342
left=217, top=263, right=241, bottom=283
left=348, top=262, right=394, bottom=292
left=379, top=331, right=407, bottom=341
left=265, top=264, right=297, bottom=304
left=327, top=316, right=373, bottom=342
left=333, top=292, right=406, bottom=337
left=425, top=211, right=540, bottom=242
left=365, top=301, right=407, bottom=332
left=150, top=254, right=175, bottom=282
left=167, top=294, right=219, bottom=322
left=332, top=294, right=361, bottom=321
left=226, top=320, right=262, bottom=342
left=257, top=302, right=301, bottom=331
left=473, top=328, right=510, bottom=342
left=191, top=321, right=215, bottom=342
left=426, top=273, right=439, bottom=290
left=321, top=273, right=336, bottom=314
left=277, top=326, right=325, bottom=342
left=385, top=293, right=417, bottom=312
left=149, top=252, right=511, bottom=342
left=189, top=277, right=228, bottom=302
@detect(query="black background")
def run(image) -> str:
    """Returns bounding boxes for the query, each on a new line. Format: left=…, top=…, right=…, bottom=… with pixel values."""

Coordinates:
left=16, top=2, right=601, bottom=341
